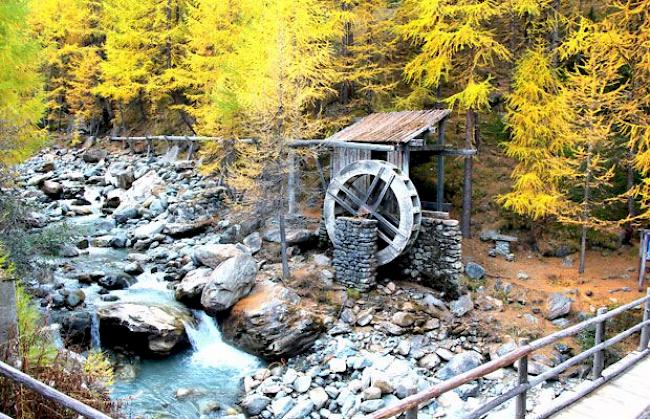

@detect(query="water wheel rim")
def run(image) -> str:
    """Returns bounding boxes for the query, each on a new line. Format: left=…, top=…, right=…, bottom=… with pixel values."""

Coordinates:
left=324, top=160, right=421, bottom=265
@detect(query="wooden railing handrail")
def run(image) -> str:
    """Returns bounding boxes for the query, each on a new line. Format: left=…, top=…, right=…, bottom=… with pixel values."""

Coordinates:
left=369, top=289, right=650, bottom=419
left=0, top=360, right=112, bottom=419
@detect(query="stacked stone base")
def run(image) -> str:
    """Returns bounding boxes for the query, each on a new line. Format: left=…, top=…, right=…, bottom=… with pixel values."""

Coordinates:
left=333, top=217, right=377, bottom=290
left=398, top=211, right=462, bottom=298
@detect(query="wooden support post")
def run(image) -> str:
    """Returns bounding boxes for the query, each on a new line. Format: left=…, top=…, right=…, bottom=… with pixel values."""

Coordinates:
left=146, top=136, right=153, bottom=157
left=638, top=230, right=648, bottom=291
left=405, top=387, right=418, bottom=419
left=436, top=119, right=446, bottom=211
left=639, top=289, right=650, bottom=351
left=287, top=151, right=299, bottom=217
left=279, top=212, right=290, bottom=280
left=592, top=307, right=607, bottom=379
left=314, top=155, right=328, bottom=192
left=516, top=338, right=529, bottom=419
left=461, top=110, right=474, bottom=238
left=187, top=141, right=195, bottom=160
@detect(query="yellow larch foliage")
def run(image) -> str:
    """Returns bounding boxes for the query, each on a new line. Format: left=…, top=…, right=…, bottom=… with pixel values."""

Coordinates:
left=0, top=0, right=45, bottom=168
left=499, top=48, right=570, bottom=220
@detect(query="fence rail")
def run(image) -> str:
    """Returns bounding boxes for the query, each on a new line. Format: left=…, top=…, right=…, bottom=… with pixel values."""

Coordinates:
left=0, top=359, right=112, bottom=419
left=369, top=288, right=650, bottom=419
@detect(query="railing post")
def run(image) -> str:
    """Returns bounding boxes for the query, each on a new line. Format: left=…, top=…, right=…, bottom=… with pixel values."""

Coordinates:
left=639, top=289, right=650, bottom=351
left=592, top=307, right=607, bottom=379
left=515, top=338, right=529, bottom=419
left=405, top=387, right=418, bottom=419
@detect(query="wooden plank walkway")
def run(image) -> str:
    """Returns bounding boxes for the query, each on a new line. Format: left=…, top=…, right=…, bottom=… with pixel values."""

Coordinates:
left=551, top=353, right=650, bottom=419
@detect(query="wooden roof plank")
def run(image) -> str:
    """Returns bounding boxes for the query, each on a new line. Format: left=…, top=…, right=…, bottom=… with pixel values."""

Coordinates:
left=328, top=109, right=451, bottom=144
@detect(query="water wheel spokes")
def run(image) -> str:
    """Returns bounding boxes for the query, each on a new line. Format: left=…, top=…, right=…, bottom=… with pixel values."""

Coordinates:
left=324, top=160, right=422, bottom=265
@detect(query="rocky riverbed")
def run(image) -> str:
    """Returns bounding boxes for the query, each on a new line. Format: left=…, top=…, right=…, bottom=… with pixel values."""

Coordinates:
left=10, top=143, right=584, bottom=418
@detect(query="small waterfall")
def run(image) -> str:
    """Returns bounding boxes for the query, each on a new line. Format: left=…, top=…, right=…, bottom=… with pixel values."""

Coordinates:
left=184, top=311, right=259, bottom=369
left=90, top=310, right=101, bottom=349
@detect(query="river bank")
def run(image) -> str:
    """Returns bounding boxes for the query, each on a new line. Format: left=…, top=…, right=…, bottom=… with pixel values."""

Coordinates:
left=10, top=143, right=586, bottom=418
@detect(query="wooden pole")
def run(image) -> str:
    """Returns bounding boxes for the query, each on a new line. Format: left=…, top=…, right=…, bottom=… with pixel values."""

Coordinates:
left=639, top=288, right=650, bottom=351
left=436, top=118, right=446, bottom=211
left=592, top=307, right=607, bottom=379
left=0, top=360, right=112, bottom=419
left=405, top=386, right=418, bottom=419
left=287, top=151, right=298, bottom=217
left=516, top=338, right=529, bottom=419
left=638, top=230, right=648, bottom=291
left=461, top=109, right=474, bottom=238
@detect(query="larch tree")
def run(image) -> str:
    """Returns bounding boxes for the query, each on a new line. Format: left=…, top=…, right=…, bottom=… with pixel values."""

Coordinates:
left=558, top=19, right=628, bottom=273
left=610, top=1, right=650, bottom=232
left=0, top=0, right=44, bottom=169
left=332, top=0, right=403, bottom=120
left=398, top=0, right=511, bottom=237
left=29, top=0, right=102, bottom=133
left=499, top=48, right=570, bottom=230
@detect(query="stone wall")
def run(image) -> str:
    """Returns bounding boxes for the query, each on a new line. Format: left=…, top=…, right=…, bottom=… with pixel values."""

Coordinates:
left=333, top=217, right=377, bottom=290
left=398, top=211, right=462, bottom=298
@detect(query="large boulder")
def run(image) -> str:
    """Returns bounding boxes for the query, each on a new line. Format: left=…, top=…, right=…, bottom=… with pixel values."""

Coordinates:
left=193, top=243, right=248, bottom=268
left=436, top=351, right=483, bottom=380
left=263, top=227, right=317, bottom=245
left=41, top=180, right=63, bottom=198
left=98, top=303, right=191, bottom=356
left=82, top=149, right=106, bottom=163
left=222, top=280, right=323, bottom=359
left=114, top=171, right=165, bottom=212
left=200, top=254, right=257, bottom=314
left=545, top=293, right=572, bottom=320
left=133, top=221, right=166, bottom=239
left=175, top=267, right=212, bottom=307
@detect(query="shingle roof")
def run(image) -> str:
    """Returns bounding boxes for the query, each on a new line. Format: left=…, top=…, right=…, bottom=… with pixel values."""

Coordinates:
left=327, top=109, right=451, bottom=144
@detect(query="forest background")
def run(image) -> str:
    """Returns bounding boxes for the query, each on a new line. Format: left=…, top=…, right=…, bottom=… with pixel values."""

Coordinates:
left=0, top=0, right=649, bottom=272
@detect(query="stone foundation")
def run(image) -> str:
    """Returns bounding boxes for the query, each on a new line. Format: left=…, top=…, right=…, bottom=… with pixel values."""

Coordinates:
left=333, top=217, right=377, bottom=290
left=398, top=211, right=462, bottom=298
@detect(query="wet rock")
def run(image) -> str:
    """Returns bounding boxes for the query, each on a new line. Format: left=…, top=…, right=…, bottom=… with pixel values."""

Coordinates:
left=113, top=207, right=139, bottom=223
left=175, top=267, right=212, bottom=307
left=194, top=243, right=248, bottom=268
left=241, top=394, right=271, bottom=416
left=464, top=262, right=485, bottom=280
left=65, top=289, right=85, bottom=308
left=200, top=254, right=257, bottom=314
left=450, top=294, right=473, bottom=317
left=98, top=273, right=133, bottom=290
left=41, top=180, right=63, bottom=199
left=165, top=220, right=210, bottom=238
left=124, top=262, right=144, bottom=275
left=58, top=311, right=92, bottom=346
left=436, top=351, right=483, bottom=380
left=58, top=244, right=80, bottom=258
left=222, top=280, right=323, bottom=359
left=545, top=293, right=572, bottom=320
left=309, top=387, right=329, bottom=409
left=98, top=303, right=191, bottom=355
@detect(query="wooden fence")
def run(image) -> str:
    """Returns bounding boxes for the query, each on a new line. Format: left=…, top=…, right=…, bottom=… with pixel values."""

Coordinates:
left=369, top=288, right=650, bottom=419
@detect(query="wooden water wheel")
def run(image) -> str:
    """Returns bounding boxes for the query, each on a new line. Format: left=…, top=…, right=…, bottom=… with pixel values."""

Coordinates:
left=324, top=160, right=422, bottom=265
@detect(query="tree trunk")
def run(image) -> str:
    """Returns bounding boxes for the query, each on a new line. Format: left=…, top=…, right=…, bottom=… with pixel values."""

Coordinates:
left=287, top=150, right=299, bottom=217
left=339, top=1, right=354, bottom=103
left=623, top=152, right=636, bottom=245
left=461, top=109, right=475, bottom=238
left=579, top=142, right=594, bottom=274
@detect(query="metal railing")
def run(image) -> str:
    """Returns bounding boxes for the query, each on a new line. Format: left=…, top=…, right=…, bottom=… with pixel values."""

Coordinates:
left=369, top=288, right=650, bottom=419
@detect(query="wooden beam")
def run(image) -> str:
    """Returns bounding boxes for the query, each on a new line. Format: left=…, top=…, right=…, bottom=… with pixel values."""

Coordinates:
left=0, top=360, right=112, bottom=419
left=288, top=139, right=396, bottom=152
